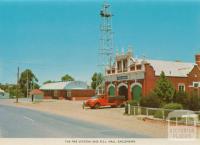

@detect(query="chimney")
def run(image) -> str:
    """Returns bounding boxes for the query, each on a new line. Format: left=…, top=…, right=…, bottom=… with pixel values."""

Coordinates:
left=195, top=54, right=200, bottom=67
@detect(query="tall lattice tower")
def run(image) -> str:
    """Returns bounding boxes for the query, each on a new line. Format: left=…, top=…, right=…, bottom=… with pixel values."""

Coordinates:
left=98, top=2, right=114, bottom=70
left=96, top=2, right=114, bottom=95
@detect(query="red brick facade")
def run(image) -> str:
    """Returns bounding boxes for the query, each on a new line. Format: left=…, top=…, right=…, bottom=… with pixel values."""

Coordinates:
left=143, top=64, right=200, bottom=97
left=40, top=81, right=95, bottom=101
left=42, top=89, right=95, bottom=100
left=104, top=52, right=200, bottom=101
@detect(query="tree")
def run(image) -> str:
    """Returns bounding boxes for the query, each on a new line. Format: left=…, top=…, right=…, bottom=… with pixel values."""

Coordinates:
left=153, top=71, right=175, bottom=104
left=61, top=74, right=74, bottom=82
left=91, top=72, right=104, bottom=89
left=19, top=69, right=39, bottom=97
left=0, top=83, right=23, bottom=98
left=43, top=80, right=54, bottom=84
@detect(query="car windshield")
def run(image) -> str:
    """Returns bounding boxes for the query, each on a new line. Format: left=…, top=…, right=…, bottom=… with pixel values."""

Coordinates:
left=91, top=96, right=100, bottom=99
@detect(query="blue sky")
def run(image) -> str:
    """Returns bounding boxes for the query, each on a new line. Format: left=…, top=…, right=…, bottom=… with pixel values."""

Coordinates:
left=0, top=0, right=200, bottom=85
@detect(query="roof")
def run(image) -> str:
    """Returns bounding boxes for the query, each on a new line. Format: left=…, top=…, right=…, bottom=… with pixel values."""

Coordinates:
left=0, top=89, right=4, bottom=93
left=129, top=58, right=195, bottom=77
left=146, top=59, right=195, bottom=77
left=30, top=89, right=44, bottom=95
left=40, top=81, right=88, bottom=90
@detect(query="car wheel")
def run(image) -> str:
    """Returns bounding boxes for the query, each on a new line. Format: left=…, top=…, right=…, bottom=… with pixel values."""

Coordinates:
left=94, top=103, right=100, bottom=109
left=120, top=103, right=125, bottom=108
left=82, top=102, right=85, bottom=109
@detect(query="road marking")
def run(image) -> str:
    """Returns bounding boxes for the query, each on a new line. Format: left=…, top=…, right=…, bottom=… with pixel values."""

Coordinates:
left=23, top=116, right=34, bottom=122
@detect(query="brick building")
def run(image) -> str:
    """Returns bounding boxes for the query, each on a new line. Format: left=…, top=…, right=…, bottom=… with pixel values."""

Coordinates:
left=40, top=81, right=95, bottom=100
left=104, top=50, right=200, bottom=101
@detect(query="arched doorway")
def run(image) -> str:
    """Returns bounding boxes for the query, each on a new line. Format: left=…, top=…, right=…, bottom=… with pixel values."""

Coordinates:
left=108, top=86, right=115, bottom=96
left=131, top=85, right=142, bottom=102
left=118, top=86, right=128, bottom=100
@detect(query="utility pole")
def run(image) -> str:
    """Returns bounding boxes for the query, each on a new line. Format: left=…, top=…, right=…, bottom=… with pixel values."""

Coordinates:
left=16, top=67, right=19, bottom=103
left=32, top=79, right=34, bottom=90
left=27, top=71, right=29, bottom=98
left=31, top=78, right=34, bottom=102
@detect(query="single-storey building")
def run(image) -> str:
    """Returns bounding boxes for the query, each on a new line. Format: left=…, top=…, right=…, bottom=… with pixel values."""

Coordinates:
left=30, top=89, right=44, bottom=102
left=104, top=49, right=200, bottom=101
left=40, top=81, right=95, bottom=100
left=0, top=89, right=9, bottom=99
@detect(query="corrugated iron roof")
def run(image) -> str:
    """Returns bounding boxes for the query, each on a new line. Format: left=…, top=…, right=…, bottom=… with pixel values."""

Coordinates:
left=146, top=59, right=194, bottom=77
left=130, top=58, right=195, bottom=77
left=40, top=81, right=88, bottom=90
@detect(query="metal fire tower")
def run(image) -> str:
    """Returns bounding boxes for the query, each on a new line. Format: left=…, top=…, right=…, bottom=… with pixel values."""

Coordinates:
left=98, top=2, right=114, bottom=70
left=96, top=2, right=114, bottom=95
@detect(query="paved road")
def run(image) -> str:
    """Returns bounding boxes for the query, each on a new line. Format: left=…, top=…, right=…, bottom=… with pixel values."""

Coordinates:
left=0, top=104, right=147, bottom=138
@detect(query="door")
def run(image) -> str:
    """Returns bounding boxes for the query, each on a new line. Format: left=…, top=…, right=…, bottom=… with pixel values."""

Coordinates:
left=118, top=86, right=128, bottom=100
left=132, top=85, right=142, bottom=102
left=108, top=86, right=115, bottom=97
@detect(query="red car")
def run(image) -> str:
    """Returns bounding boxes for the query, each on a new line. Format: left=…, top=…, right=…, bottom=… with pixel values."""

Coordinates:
left=83, top=95, right=126, bottom=109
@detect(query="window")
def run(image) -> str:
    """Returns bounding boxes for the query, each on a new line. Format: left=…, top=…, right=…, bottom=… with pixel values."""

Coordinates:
left=67, top=91, right=71, bottom=97
left=193, top=82, right=199, bottom=88
left=130, top=65, right=135, bottom=71
left=178, top=83, right=185, bottom=92
left=136, top=65, right=141, bottom=70
left=117, top=61, right=122, bottom=72
left=112, top=69, right=115, bottom=73
left=123, top=59, right=127, bottom=72
left=107, top=70, right=111, bottom=74
left=54, top=90, right=58, bottom=97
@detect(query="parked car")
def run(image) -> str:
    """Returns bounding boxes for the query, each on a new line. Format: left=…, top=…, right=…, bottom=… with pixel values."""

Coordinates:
left=83, top=95, right=126, bottom=109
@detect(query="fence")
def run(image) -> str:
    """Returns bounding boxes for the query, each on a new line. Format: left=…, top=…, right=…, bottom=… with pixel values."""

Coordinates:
left=126, top=105, right=200, bottom=125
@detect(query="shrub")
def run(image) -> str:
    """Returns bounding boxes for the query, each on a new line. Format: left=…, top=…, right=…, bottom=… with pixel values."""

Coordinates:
left=154, top=110, right=164, bottom=119
left=187, top=91, right=200, bottom=111
left=173, top=91, right=189, bottom=109
left=153, top=103, right=182, bottom=119
left=127, top=100, right=139, bottom=106
left=125, top=100, right=139, bottom=115
left=140, top=93, right=161, bottom=108
left=163, top=103, right=183, bottom=110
